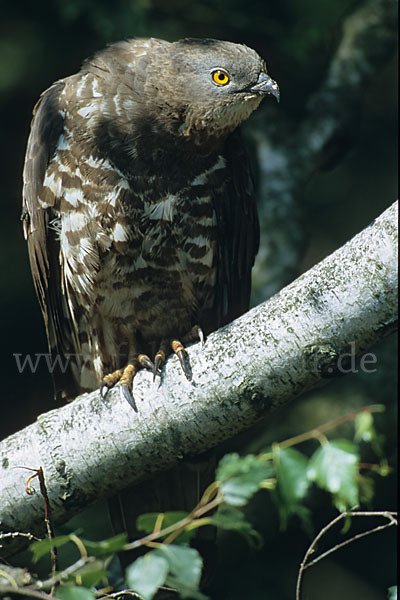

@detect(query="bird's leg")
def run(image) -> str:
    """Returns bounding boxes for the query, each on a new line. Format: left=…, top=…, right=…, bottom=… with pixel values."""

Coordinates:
left=153, top=339, right=170, bottom=382
left=102, top=326, right=204, bottom=403
left=100, top=368, right=125, bottom=398
left=175, top=325, right=205, bottom=380
left=171, top=339, right=192, bottom=381
left=154, top=326, right=205, bottom=382
left=100, top=353, right=156, bottom=411
left=181, top=325, right=205, bottom=348
left=190, top=325, right=205, bottom=347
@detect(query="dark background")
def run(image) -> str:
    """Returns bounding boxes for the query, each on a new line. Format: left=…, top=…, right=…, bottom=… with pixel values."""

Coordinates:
left=0, top=1, right=397, bottom=598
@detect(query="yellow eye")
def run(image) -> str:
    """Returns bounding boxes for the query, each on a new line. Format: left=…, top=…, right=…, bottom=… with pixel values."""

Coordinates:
left=211, top=69, right=230, bottom=86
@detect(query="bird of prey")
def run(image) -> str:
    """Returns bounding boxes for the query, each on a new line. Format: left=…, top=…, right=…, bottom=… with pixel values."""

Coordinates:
left=22, top=37, right=279, bottom=586
left=22, top=36, right=279, bottom=407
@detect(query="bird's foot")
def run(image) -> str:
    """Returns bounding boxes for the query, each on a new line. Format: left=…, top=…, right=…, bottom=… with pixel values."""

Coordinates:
left=100, top=328, right=204, bottom=407
left=100, top=354, right=157, bottom=411
left=153, top=326, right=204, bottom=382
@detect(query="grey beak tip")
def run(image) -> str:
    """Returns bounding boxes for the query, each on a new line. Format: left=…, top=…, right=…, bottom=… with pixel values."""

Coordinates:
left=248, top=73, right=280, bottom=101
left=272, top=88, right=280, bottom=103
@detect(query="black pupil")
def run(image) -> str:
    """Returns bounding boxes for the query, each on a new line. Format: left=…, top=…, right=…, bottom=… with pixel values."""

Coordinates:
left=218, top=72, right=225, bottom=80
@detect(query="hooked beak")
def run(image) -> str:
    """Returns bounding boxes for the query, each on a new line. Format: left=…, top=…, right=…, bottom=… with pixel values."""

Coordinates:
left=246, top=72, right=280, bottom=102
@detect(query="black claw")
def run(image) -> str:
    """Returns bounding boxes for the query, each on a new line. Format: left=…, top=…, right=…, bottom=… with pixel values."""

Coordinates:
left=100, top=383, right=110, bottom=399
left=139, top=355, right=155, bottom=371
left=152, top=367, right=157, bottom=383
left=120, top=383, right=138, bottom=412
left=197, top=327, right=205, bottom=346
left=177, top=349, right=192, bottom=381
left=153, top=355, right=163, bottom=382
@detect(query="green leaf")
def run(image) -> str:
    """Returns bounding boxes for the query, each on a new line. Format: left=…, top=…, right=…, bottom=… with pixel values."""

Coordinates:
left=217, top=453, right=273, bottom=506
left=208, top=507, right=263, bottom=548
left=274, top=446, right=310, bottom=504
left=354, top=408, right=385, bottom=457
left=273, top=446, right=312, bottom=531
left=154, top=544, right=203, bottom=591
left=30, top=535, right=75, bottom=562
left=66, top=560, right=108, bottom=588
left=307, top=440, right=359, bottom=511
left=126, top=553, right=169, bottom=600
left=354, top=411, right=374, bottom=442
left=137, top=512, right=194, bottom=543
left=80, top=533, right=127, bottom=557
left=164, top=576, right=209, bottom=600
left=54, top=586, right=96, bottom=600
left=387, top=586, right=397, bottom=600
left=31, top=533, right=126, bottom=563
left=358, top=474, right=375, bottom=505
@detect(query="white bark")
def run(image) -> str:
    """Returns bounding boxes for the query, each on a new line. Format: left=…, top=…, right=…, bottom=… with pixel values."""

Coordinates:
left=0, top=201, right=397, bottom=558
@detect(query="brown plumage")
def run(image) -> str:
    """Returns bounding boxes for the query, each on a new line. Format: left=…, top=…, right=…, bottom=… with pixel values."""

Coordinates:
left=22, top=37, right=279, bottom=587
left=22, top=37, right=278, bottom=403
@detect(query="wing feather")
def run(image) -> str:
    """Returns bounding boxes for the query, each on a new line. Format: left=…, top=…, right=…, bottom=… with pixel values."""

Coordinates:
left=212, top=129, right=260, bottom=331
left=22, top=81, right=79, bottom=399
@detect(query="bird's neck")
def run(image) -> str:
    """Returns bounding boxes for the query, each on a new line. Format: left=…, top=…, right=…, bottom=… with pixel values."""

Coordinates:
left=93, top=114, right=228, bottom=181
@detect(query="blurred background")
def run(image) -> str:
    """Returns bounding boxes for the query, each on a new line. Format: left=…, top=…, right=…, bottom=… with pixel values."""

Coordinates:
left=0, top=0, right=397, bottom=598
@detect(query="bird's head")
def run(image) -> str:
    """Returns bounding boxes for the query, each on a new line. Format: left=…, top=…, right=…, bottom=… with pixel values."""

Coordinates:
left=83, top=37, right=278, bottom=151
left=158, top=38, right=279, bottom=139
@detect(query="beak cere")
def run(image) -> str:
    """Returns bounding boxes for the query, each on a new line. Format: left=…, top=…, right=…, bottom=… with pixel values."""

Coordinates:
left=248, top=72, right=280, bottom=101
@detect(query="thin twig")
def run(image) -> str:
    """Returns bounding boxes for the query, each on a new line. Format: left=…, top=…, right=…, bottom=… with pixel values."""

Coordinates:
left=295, top=511, right=398, bottom=600
left=99, top=591, right=143, bottom=599
left=163, top=487, right=220, bottom=545
left=0, top=586, right=55, bottom=600
left=0, top=532, right=40, bottom=543
left=123, top=493, right=223, bottom=551
left=278, top=405, right=383, bottom=450
left=33, top=557, right=94, bottom=590
left=24, top=467, right=58, bottom=592
left=305, top=518, right=397, bottom=570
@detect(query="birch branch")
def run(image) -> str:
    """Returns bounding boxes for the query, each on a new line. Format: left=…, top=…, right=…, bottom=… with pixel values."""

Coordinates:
left=0, top=201, right=397, bottom=558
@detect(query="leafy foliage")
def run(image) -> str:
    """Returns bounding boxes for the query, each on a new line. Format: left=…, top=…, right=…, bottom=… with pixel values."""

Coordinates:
left=307, top=440, right=359, bottom=512
left=126, top=553, right=169, bottom=600
left=207, top=506, right=263, bottom=548
left=354, top=406, right=386, bottom=457
left=272, top=446, right=312, bottom=531
left=1, top=407, right=393, bottom=600
left=217, top=453, right=273, bottom=506
left=137, top=512, right=194, bottom=544
left=30, top=533, right=127, bottom=562
left=31, top=534, right=78, bottom=562
left=126, top=545, right=206, bottom=600
left=81, top=533, right=128, bottom=557
left=154, top=545, right=205, bottom=599
left=54, top=586, right=97, bottom=600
